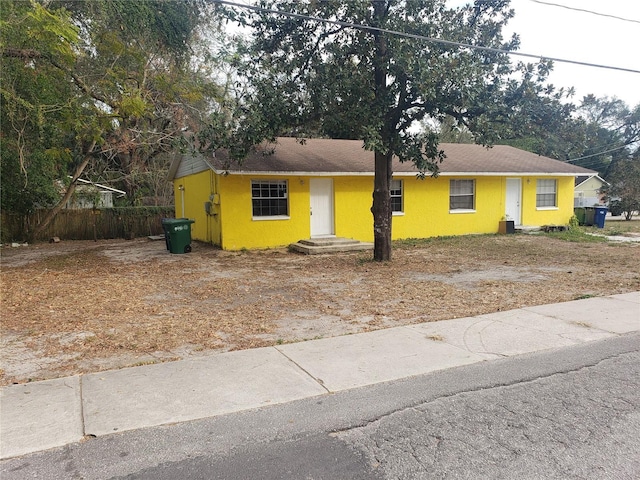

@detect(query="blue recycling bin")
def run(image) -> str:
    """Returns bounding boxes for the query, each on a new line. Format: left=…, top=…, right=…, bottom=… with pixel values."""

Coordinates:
left=593, top=206, right=607, bottom=229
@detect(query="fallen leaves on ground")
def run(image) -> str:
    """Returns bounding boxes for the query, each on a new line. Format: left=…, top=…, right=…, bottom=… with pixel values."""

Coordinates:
left=1, top=233, right=638, bottom=384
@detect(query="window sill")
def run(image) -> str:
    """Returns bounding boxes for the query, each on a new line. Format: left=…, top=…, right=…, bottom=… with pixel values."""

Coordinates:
left=392, top=211, right=405, bottom=216
left=252, top=215, right=290, bottom=221
left=449, top=209, right=476, bottom=214
left=536, top=207, right=558, bottom=211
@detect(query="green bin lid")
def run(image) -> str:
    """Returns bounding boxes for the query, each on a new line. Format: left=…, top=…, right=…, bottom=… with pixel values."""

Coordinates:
left=162, top=218, right=194, bottom=225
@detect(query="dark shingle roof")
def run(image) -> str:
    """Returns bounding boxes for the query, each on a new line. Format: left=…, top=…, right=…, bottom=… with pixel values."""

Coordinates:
left=210, top=137, right=596, bottom=176
left=575, top=175, right=590, bottom=186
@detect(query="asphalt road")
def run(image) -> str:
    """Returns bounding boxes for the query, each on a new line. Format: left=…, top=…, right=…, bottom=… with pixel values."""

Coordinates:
left=2, top=334, right=638, bottom=479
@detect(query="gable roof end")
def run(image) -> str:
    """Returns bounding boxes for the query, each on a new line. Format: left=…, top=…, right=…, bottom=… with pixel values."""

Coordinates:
left=575, top=174, right=609, bottom=188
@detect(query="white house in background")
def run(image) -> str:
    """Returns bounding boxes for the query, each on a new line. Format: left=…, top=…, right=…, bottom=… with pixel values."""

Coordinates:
left=574, top=175, right=608, bottom=207
left=64, top=178, right=126, bottom=209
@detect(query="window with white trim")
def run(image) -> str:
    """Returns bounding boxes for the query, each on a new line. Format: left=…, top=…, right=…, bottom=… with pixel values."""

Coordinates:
left=450, top=179, right=475, bottom=210
left=390, top=179, right=403, bottom=213
left=251, top=180, right=288, bottom=217
left=536, top=179, right=557, bottom=207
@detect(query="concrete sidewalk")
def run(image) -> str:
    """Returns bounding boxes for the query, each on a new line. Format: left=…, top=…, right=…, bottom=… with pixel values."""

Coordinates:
left=1, top=292, right=638, bottom=460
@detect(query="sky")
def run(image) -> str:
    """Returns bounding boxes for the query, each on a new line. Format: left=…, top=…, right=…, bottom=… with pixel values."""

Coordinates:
left=451, top=0, right=640, bottom=107
left=227, top=0, right=640, bottom=108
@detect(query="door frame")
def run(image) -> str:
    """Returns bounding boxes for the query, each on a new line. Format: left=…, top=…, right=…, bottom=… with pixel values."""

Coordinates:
left=309, top=178, right=335, bottom=237
left=505, top=178, right=522, bottom=225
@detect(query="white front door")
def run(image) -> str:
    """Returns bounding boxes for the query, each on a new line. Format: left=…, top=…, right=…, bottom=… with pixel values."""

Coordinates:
left=505, top=178, right=522, bottom=225
left=310, top=178, right=334, bottom=237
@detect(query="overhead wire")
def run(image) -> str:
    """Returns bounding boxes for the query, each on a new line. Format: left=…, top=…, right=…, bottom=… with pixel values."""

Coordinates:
left=215, top=0, right=638, bottom=165
left=214, top=0, right=640, bottom=74
left=565, top=145, right=630, bottom=163
left=528, top=1, right=640, bottom=24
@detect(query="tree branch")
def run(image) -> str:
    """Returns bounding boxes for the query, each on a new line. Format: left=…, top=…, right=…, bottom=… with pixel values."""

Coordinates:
left=2, top=47, right=111, bottom=106
left=29, top=140, right=98, bottom=241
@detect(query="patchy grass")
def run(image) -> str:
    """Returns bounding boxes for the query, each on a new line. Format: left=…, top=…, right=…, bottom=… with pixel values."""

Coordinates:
left=586, top=218, right=640, bottom=237
left=1, top=234, right=638, bottom=385
left=543, top=229, right=608, bottom=243
left=394, top=235, right=460, bottom=249
left=564, top=218, right=640, bottom=242
left=574, top=293, right=596, bottom=300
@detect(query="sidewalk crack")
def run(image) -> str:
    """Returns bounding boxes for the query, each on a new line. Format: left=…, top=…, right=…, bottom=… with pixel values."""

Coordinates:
left=273, top=347, right=331, bottom=394
left=79, top=375, right=87, bottom=437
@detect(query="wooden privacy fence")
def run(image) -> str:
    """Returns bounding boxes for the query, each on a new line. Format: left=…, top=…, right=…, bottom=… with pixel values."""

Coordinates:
left=1, top=207, right=175, bottom=243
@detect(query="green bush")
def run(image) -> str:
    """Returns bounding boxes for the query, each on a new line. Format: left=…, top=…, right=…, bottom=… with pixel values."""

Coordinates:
left=568, top=215, right=580, bottom=232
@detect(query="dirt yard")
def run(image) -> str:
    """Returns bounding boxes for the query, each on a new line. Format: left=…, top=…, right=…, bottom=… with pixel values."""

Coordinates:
left=2, top=227, right=639, bottom=385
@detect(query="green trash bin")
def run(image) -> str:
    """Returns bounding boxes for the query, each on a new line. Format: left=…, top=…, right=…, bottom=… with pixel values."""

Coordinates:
left=161, top=218, right=195, bottom=254
left=573, top=207, right=586, bottom=226
left=584, top=207, right=596, bottom=226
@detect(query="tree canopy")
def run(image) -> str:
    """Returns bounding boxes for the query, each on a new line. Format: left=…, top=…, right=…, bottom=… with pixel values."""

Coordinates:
left=5, top=0, right=637, bottom=244
left=216, top=0, right=560, bottom=260
left=1, top=0, right=223, bottom=237
left=501, top=94, right=640, bottom=178
left=601, top=157, right=640, bottom=220
left=1, top=1, right=82, bottom=216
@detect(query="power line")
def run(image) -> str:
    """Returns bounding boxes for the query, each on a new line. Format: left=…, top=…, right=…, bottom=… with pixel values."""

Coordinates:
left=214, top=0, right=640, bottom=75
left=566, top=157, right=610, bottom=169
left=529, top=1, right=640, bottom=25
left=566, top=145, right=630, bottom=163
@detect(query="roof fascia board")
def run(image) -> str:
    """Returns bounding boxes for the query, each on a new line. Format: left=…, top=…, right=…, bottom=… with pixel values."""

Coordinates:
left=212, top=170, right=373, bottom=176
left=201, top=155, right=217, bottom=173
left=437, top=172, right=585, bottom=177
left=575, top=174, right=610, bottom=187
left=215, top=170, right=587, bottom=177
left=71, top=177, right=127, bottom=196
left=167, top=154, right=181, bottom=181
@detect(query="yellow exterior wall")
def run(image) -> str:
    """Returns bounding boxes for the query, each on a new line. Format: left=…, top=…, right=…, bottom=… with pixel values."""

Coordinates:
left=175, top=169, right=578, bottom=250
left=334, top=176, right=375, bottom=241
left=333, top=176, right=506, bottom=241
left=392, top=176, right=506, bottom=239
left=173, top=169, right=220, bottom=245
left=521, top=176, right=575, bottom=226
left=217, top=174, right=311, bottom=250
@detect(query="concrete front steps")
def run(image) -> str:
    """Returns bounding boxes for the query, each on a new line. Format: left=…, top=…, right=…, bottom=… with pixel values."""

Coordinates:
left=289, top=237, right=374, bottom=255
left=515, top=225, right=543, bottom=233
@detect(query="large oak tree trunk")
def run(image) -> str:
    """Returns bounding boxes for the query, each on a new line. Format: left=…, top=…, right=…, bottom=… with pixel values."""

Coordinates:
left=371, top=0, right=392, bottom=261
left=372, top=150, right=393, bottom=261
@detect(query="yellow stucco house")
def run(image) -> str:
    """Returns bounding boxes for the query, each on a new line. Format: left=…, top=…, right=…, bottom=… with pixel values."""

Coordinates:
left=168, top=137, right=595, bottom=251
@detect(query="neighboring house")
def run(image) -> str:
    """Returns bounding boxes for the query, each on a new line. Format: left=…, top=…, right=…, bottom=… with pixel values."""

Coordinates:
left=574, top=175, right=608, bottom=207
left=64, top=178, right=126, bottom=209
left=168, top=137, right=595, bottom=250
